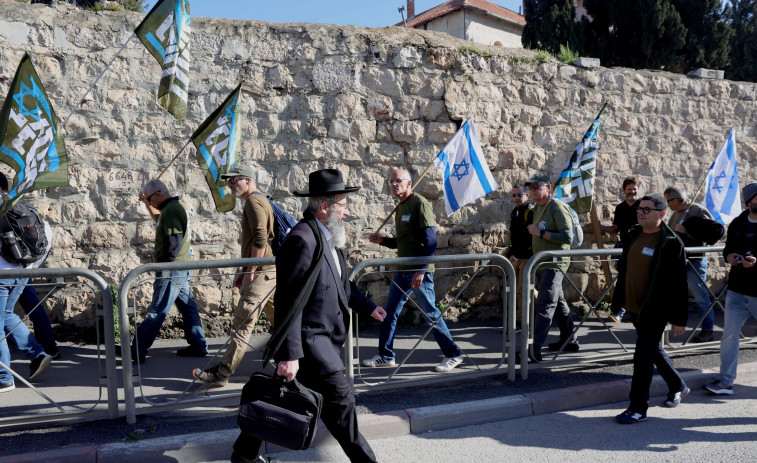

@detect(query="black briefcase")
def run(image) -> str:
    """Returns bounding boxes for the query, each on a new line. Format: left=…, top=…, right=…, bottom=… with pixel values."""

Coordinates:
left=237, top=372, right=323, bottom=450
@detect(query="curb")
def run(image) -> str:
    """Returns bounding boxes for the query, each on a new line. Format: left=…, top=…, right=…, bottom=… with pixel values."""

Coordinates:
left=3, top=362, right=756, bottom=463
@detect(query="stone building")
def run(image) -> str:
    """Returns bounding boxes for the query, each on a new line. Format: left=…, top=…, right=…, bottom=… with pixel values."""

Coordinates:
left=397, top=0, right=526, bottom=48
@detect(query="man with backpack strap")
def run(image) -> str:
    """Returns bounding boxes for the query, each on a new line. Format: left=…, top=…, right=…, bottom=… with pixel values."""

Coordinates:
left=194, top=165, right=277, bottom=387
left=524, top=172, right=579, bottom=362
left=0, top=173, right=53, bottom=393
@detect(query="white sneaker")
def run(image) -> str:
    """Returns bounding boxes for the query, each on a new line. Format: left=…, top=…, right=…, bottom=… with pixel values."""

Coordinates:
left=361, top=355, right=396, bottom=367
left=435, top=355, right=463, bottom=372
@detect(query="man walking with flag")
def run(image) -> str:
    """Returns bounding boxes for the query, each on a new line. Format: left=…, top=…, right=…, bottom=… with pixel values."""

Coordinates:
left=525, top=172, right=578, bottom=362
left=705, top=182, right=757, bottom=396
left=664, top=186, right=716, bottom=343
left=193, top=165, right=276, bottom=387
left=362, top=169, right=464, bottom=373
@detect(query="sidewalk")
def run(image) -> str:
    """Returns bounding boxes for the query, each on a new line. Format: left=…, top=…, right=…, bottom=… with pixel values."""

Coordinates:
left=1, top=317, right=756, bottom=462
left=5, top=360, right=757, bottom=463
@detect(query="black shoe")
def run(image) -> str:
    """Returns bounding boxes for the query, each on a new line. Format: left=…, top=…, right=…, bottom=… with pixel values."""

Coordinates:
left=531, top=344, right=542, bottom=362
left=29, top=353, right=52, bottom=380
left=663, top=386, right=690, bottom=408
left=177, top=347, right=208, bottom=357
left=0, top=381, right=15, bottom=393
left=115, top=345, right=146, bottom=364
left=692, top=330, right=714, bottom=343
left=547, top=339, right=580, bottom=352
left=230, top=451, right=281, bottom=463
left=46, top=348, right=61, bottom=360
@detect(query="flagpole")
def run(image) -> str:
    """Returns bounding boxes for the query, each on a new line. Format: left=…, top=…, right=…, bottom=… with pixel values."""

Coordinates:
left=686, top=128, right=732, bottom=208
left=373, top=161, right=437, bottom=234
left=61, top=33, right=136, bottom=129
left=156, top=138, right=193, bottom=180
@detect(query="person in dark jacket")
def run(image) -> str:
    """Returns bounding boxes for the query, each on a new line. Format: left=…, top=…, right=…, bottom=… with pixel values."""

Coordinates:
left=231, top=169, right=386, bottom=463
left=612, top=194, right=689, bottom=424
left=704, top=182, right=757, bottom=396
left=509, top=184, right=534, bottom=326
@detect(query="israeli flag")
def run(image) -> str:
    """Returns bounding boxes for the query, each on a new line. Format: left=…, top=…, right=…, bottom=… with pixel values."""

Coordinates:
left=705, top=129, right=740, bottom=225
left=433, top=119, right=499, bottom=216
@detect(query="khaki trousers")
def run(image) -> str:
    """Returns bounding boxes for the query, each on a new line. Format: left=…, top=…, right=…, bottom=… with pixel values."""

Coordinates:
left=218, top=272, right=276, bottom=378
left=509, top=256, right=530, bottom=327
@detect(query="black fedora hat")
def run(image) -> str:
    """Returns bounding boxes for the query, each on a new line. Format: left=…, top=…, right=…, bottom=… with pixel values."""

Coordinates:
left=293, top=169, right=360, bottom=197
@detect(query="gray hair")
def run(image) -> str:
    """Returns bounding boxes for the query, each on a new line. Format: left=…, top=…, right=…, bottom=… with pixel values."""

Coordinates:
left=393, top=169, right=411, bottom=182
left=143, top=179, right=169, bottom=196
left=641, top=193, right=666, bottom=211
left=305, top=195, right=338, bottom=214
left=663, top=186, right=686, bottom=202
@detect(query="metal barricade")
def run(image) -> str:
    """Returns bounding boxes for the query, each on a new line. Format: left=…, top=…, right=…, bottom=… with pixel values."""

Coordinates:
left=519, top=246, right=755, bottom=379
left=0, top=267, right=117, bottom=427
left=347, top=253, right=516, bottom=391
left=119, top=257, right=275, bottom=425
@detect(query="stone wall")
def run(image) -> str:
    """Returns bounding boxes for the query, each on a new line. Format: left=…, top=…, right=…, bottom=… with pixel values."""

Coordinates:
left=0, top=2, right=755, bottom=334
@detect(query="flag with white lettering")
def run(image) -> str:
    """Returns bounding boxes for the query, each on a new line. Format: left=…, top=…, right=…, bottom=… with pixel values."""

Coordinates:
left=135, top=0, right=191, bottom=122
left=705, top=129, right=740, bottom=225
left=553, top=105, right=605, bottom=214
left=0, top=53, right=68, bottom=215
left=190, top=84, right=241, bottom=213
left=432, top=118, right=499, bottom=216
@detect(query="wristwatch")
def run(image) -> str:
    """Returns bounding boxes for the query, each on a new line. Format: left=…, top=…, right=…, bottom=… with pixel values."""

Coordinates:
left=540, top=229, right=545, bottom=238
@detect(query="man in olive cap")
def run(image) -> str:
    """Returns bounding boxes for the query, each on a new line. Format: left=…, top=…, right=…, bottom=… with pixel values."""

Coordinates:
left=232, top=168, right=386, bottom=463
left=193, top=165, right=276, bottom=387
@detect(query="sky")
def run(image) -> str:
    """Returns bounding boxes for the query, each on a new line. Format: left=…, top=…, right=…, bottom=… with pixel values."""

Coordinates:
left=141, top=0, right=525, bottom=28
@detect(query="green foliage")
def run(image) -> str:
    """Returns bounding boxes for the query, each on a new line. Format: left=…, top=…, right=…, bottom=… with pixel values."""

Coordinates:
left=597, top=300, right=612, bottom=312
left=522, top=0, right=584, bottom=54
left=458, top=45, right=492, bottom=58
left=671, top=0, right=733, bottom=72
left=557, top=44, right=579, bottom=63
left=727, top=0, right=757, bottom=82
left=536, top=50, right=553, bottom=63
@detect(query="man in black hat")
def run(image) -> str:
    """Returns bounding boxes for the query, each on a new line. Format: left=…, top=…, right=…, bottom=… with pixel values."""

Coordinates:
left=232, top=169, right=387, bottom=463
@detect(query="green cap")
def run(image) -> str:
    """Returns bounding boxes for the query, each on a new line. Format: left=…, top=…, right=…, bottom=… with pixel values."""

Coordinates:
left=524, top=172, right=551, bottom=186
left=221, top=164, right=255, bottom=179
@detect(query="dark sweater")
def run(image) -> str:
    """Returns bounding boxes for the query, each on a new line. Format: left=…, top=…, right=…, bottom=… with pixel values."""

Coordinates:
left=723, top=210, right=757, bottom=297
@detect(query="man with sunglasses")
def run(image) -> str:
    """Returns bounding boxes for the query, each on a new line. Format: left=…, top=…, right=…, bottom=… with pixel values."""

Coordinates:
left=664, top=186, right=715, bottom=343
left=126, top=179, right=207, bottom=364
left=193, top=165, right=276, bottom=387
left=612, top=194, right=689, bottom=424
left=509, top=185, right=534, bottom=327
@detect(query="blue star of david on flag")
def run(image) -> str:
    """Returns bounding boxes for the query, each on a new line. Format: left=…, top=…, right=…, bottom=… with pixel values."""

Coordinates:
left=452, top=159, right=470, bottom=181
left=705, top=129, right=740, bottom=225
left=433, top=118, right=499, bottom=216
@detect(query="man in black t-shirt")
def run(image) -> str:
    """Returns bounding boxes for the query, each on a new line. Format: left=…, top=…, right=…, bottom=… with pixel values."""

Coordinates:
left=509, top=184, right=534, bottom=326
left=601, top=177, right=641, bottom=323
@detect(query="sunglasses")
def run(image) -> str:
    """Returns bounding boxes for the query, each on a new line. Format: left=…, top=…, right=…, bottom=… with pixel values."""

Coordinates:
left=228, top=176, right=249, bottom=185
left=144, top=191, right=158, bottom=202
left=637, top=207, right=663, bottom=215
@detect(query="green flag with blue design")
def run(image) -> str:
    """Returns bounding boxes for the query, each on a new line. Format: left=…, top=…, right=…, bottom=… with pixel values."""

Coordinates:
left=135, top=0, right=191, bottom=122
left=553, top=104, right=606, bottom=214
left=0, top=53, right=69, bottom=215
left=190, top=84, right=242, bottom=213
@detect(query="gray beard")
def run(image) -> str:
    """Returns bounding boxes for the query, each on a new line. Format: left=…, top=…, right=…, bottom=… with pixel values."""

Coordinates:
left=325, top=208, right=347, bottom=248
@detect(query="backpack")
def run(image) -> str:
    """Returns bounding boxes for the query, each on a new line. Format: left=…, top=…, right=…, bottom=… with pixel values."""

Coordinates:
left=0, top=202, right=49, bottom=264
left=255, top=193, right=298, bottom=255
left=548, top=198, right=583, bottom=248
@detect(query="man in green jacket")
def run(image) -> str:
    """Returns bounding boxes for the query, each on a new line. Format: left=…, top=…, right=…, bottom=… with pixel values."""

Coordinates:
left=525, top=173, right=578, bottom=362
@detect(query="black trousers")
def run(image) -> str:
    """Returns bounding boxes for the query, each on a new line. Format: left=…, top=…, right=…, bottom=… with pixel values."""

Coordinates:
left=628, top=317, right=685, bottom=413
left=233, top=369, right=377, bottom=463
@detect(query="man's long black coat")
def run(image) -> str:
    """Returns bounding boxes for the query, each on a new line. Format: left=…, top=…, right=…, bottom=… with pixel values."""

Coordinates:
left=272, top=220, right=376, bottom=376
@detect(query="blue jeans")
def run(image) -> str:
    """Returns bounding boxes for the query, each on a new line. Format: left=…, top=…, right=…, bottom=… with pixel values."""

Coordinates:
left=378, top=272, right=461, bottom=361
left=533, top=269, right=576, bottom=346
left=19, top=286, right=57, bottom=353
left=718, top=290, right=757, bottom=385
left=133, top=270, right=207, bottom=358
left=687, top=257, right=713, bottom=331
left=1, top=278, right=44, bottom=384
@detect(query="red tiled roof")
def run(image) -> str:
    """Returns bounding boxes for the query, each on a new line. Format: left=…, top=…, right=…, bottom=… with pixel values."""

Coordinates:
left=397, top=0, right=526, bottom=28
